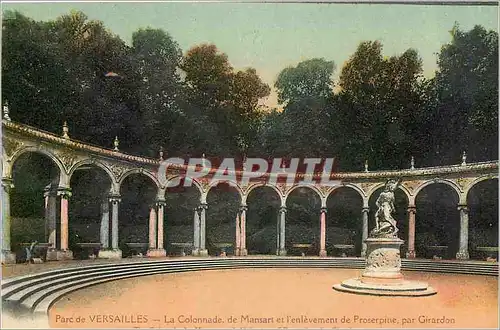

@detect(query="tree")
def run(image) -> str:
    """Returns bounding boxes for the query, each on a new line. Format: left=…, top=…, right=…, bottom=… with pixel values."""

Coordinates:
left=131, top=28, right=184, bottom=156
left=275, top=58, right=335, bottom=106
left=2, top=10, right=142, bottom=151
left=431, top=24, right=498, bottom=163
left=336, top=41, right=425, bottom=170
left=180, top=44, right=270, bottom=158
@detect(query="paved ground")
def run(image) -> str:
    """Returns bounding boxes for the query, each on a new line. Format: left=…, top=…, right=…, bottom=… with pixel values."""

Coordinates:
left=36, top=268, right=499, bottom=329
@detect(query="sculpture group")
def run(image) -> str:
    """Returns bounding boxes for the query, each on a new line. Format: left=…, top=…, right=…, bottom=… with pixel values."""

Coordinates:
left=334, top=179, right=437, bottom=296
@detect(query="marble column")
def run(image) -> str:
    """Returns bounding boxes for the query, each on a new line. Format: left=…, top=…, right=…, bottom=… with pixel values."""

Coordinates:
left=199, top=203, right=208, bottom=256
left=147, top=200, right=167, bottom=257
left=406, top=206, right=416, bottom=258
left=192, top=207, right=200, bottom=256
left=456, top=205, right=470, bottom=260
left=278, top=206, right=287, bottom=256
left=239, top=206, right=248, bottom=256
left=58, top=189, right=71, bottom=251
left=48, top=188, right=74, bottom=261
left=235, top=212, right=241, bottom=256
left=99, top=198, right=110, bottom=249
left=1, top=178, right=16, bottom=264
left=44, top=187, right=58, bottom=249
left=319, top=207, right=327, bottom=257
left=148, top=207, right=157, bottom=249
left=98, top=195, right=122, bottom=259
left=361, top=207, right=369, bottom=257
left=157, top=201, right=165, bottom=251
left=276, top=211, right=280, bottom=255
left=109, top=196, right=121, bottom=250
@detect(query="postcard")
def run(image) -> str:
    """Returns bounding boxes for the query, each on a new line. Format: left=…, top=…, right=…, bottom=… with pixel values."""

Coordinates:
left=1, top=0, right=498, bottom=329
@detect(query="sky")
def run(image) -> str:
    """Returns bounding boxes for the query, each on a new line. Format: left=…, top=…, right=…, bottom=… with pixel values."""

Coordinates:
left=2, top=1, right=498, bottom=108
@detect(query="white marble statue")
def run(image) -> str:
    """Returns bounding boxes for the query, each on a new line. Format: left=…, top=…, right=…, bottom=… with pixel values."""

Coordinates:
left=371, top=179, right=399, bottom=238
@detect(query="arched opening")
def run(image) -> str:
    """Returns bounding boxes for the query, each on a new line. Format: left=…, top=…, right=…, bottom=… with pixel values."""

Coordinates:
left=415, top=183, right=460, bottom=259
left=68, top=166, right=112, bottom=259
left=285, top=187, right=322, bottom=256
left=206, top=182, right=241, bottom=256
left=164, top=178, right=201, bottom=256
left=119, top=174, right=157, bottom=257
left=368, top=186, right=409, bottom=255
left=246, top=186, right=281, bottom=255
left=10, top=152, right=60, bottom=262
left=467, top=179, right=498, bottom=260
left=326, top=187, right=363, bottom=257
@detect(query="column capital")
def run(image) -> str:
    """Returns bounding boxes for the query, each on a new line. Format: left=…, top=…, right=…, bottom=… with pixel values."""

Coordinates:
left=361, top=207, right=370, bottom=214
left=109, top=194, right=121, bottom=204
left=239, top=205, right=248, bottom=212
left=279, top=206, right=287, bottom=213
left=199, top=203, right=208, bottom=210
left=320, top=207, right=328, bottom=214
left=457, top=204, right=469, bottom=213
left=57, top=187, right=72, bottom=199
left=407, top=206, right=416, bottom=214
left=1, top=178, right=14, bottom=192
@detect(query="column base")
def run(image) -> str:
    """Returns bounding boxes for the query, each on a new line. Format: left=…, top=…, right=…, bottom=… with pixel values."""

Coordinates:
left=406, top=250, right=416, bottom=259
left=98, top=249, right=122, bottom=259
left=456, top=250, right=470, bottom=260
left=234, top=248, right=240, bottom=256
left=147, top=249, right=167, bottom=258
left=277, top=249, right=287, bottom=256
left=1, top=250, right=16, bottom=264
left=46, top=249, right=73, bottom=261
left=319, top=249, right=327, bottom=257
left=192, top=248, right=200, bottom=256
left=198, top=249, right=208, bottom=256
left=240, top=248, right=248, bottom=256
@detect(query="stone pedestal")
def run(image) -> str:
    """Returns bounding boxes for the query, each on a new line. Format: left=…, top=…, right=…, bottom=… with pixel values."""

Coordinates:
left=46, top=249, right=73, bottom=261
left=1, top=250, right=16, bottom=264
left=98, top=249, right=122, bottom=259
left=333, top=238, right=436, bottom=296
left=147, top=249, right=166, bottom=257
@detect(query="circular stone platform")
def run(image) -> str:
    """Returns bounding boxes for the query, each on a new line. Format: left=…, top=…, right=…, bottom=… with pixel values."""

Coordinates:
left=333, top=278, right=437, bottom=296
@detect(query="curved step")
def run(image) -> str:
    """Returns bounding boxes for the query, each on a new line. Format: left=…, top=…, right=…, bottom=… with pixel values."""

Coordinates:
left=2, top=258, right=497, bottom=319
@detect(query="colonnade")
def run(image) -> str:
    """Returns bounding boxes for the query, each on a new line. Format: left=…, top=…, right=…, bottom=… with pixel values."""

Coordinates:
left=0, top=177, right=476, bottom=262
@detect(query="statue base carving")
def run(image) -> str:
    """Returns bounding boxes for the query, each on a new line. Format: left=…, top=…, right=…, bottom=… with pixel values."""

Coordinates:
left=333, top=238, right=436, bottom=296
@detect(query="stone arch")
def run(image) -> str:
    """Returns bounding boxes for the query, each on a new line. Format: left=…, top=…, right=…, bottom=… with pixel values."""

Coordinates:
left=367, top=182, right=411, bottom=206
left=325, top=184, right=366, bottom=257
left=118, top=168, right=160, bottom=191
left=245, top=183, right=284, bottom=206
left=68, top=159, right=115, bottom=187
left=414, top=178, right=461, bottom=259
left=414, top=178, right=462, bottom=204
left=465, top=175, right=499, bottom=200
left=285, top=184, right=323, bottom=206
left=327, top=183, right=367, bottom=207
left=6, top=146, right=65, bottom=179
left=206, top=179, right=244, bottom=204
left=164, top=176, right=203, bottom=202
